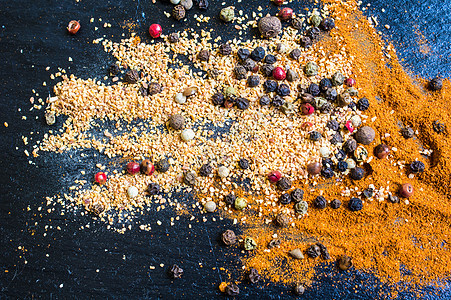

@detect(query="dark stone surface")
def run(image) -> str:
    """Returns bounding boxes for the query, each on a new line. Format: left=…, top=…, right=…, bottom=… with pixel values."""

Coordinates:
left=0, top=0, right=450, bottom=299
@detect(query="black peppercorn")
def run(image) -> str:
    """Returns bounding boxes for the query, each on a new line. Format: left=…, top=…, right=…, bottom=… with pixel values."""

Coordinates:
left=199, top=163, right=212, bottom=177
left=307, top=83, right=320, bottom=96
left=197, top=0, right=209, bottom=10
left=350, top=167, right=365, bottom=180
left=309, top=131, right=322, bottom=141
left=260, top=95, right=271, bottom=106
left=317, top=242, right=330, bottom=260
left=235, top=97, right=250, bottom=110
left=264, top=54, right=277, bottom=64
left=401, top=127, right=415, bottom=139
left=169, top=264, right=183, bottom=279
left=108, top=64, right=120, bottom=76
left=306, top=244, right=321, bottom=258
left=148, top=82, right=162, bottom=95
left=271, top=95, right=285, bottom=108
left=184, top=172, right=197, bottom=185
left=320, top=102, right=333, bottom=114
left=330, top=132, right=343, bottom=145
left=326, top=119, right=339, bottom=131
left=314, top=196, right=327, bottom=209
left=197, top=49, right=210, bottom=61
left=224, top=193, right=236, bottom=205
left=147, top=182, right=160, bottom=195
left=276, top=83, right=290, bottom=96
left=322, top=157, right=335, bottom=169
left=330, top=199, right=341, bottom=209
left=410, top=161, right=425, bottom=173
left=299, top=35, right=312, bottom=48
left=279, top=193, right=291, bottom=205
left=250, top=46, right=266, bottom=61
left=432, top=120, right=446, bottom=134
left=247, top=75, right=260, bottom=87
left=343, top=139, right=357, bottom=153
left=335, top=149, right=346, bottom=161
left=429, top=77, right=443, bottom=91
left=321, top=167, right=334, bottom=179
left=237, top=48, right=250, bottom=62
left=337, top=161, right=348, bottom=172
left=320, top=18, right=335, bottom=31
left=263, top=80, right=278, bottom=92
left=248, top=268, right=260, bottom=284
left=362, top=188, right=374, bottom=198
left=211, top=92, right=225, bottom=106
left=222, top=229, right=237, bottom=245
left=139, top=86, right=148, bottom=97
left=289, top=48, right=302, bottom=60
left=260, top=64, right=275, bottom=77
left=357, top=97, right=370, bottom=111
left=324, top=88, right=338, bottom=101
left=348, top=197, right=363, bottom=211
left=388, top=193, right=400, bottom=203
left=234, top=65, right=247, bottom=80
left=168, top=32, right=180, bottom=43
left=306, top=27, right=321, bottom=40
left=238, top=158, right=249, bottom=169
left=319, top=78, right=332, bottom=92
left=268, top=239, right=281, bottom=249
left=155, top=158, right=170, bottom=173
left=242, top=58, right=257, bottom=72
left=219, top=43, right=232, bottom=55
left=291, top=17, right=303, bottom=29
left=225, top=283, right=239, bottom=296
left=124, top=70, right=139, bottom=83
left=291, top=188, right=304, bottom=202
left=277, top=177, right=292, bottom=191
left=172, top=5, right=186, bottom=20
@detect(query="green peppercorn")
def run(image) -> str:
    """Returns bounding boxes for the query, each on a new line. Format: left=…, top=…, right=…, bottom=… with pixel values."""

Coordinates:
left=304, top=61, right=318, bottom=76
left=294, top=200, right=308, bottom=215
left=331, top=71, right=345, bottom=86
left=244, top=237, right=257, bottom=250
left=310, top=14, right=322, bottom=27
left=223, top=86, right=237, bottom=98
left=280, top=101, right=295, bottom=115
left=219, top=6, right=235, bottom=22
left=234, top=197, right=247, bottom=210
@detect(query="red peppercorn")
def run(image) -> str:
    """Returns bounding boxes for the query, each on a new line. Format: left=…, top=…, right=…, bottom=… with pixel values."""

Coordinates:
left=149, top=24, right=162, bottom=38
left=268, top=171, right=282, bottom=183
left=345, top=120, right=355, bottom=133
left=273, top=0, right=284, bottom=5
left=140, top=159, right=155, bottom=175
left=345, top=78, right=356, bottom=87
left=126, top=161, right=140, bottom=175
left=67, top=20, right=81, bottom=35
left=399, top=183, right=414, bottom=198
left=272, top=67, right=286, bottom=80
left=301, top=121, right=313, bottom=131
left=278, top=8, right=293, bottom=21
left=95, top=172, right=107, bottom=185
left=301, top=103, right=315, bottom=115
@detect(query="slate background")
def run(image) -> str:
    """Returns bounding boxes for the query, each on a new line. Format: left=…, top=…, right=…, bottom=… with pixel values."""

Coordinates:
left=0, top=0, right=450, bottom=299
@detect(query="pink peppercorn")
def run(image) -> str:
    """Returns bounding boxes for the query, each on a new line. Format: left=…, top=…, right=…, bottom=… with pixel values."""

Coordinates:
left=126, top=161, right=140, bottom=175
left=301, top=103, right=315, bottom=115
left=301, top=121, right=313, bottom=131
left=345, top=120, right=355, bottom=133
left=149, top=24, right=162, bottom=38
left=272, top=67, right=286, bottom=80
left=95, top=172, right=107, bottom=185
left=345, top=78, right=356, bottom=87
left=278, top=8, right=293, bottom=21
left=268, top=171, right=282, bottom=183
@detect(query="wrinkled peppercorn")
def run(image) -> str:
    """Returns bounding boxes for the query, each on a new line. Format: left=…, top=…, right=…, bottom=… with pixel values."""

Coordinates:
left=314, top=196, right=327, bottom=209
left=108, top=64, right=120, bottom=76
left=322, top=158, right=334, bottom=168
left=264, top=54, right=277, bottom=64
left=235, top=97, right=250, bottom=110
left=348, top=197, right=363, bottom=211
left=363, top=187, right=374, bottom=198
left=148, top=82, right=162, bottom=95
left=197, top=49, right=210, bottom=61
left=410, top=161, right=425, bottom=173
left=289, top=48, right=301, bottom=60
left=337, top=161, right=348, bottom=172
left=275, top=213, right=291, bottom=227
left=350, top=167, right=365, bottom=180
left=199, top=163, right=212, bottom=176
left=388, top=193, right=400, bottom=203
left=279, top=193, right=291, bottom=205
left=172, top=5, right=186, bottom=20
left=291, top=17, right=303, bottom=29
left=148, top=182, right=161, bottom=195
left=237, top=48, right=250, bottom=62
left=321, top=167, right=334, bottom=179
left=276, top=83, right=290, bottom=96
left=335, top=149, right=346, bottom=161
left=357, top=97, right=370, bottom=111
left=247, top=75, right=260, bottom=87
left=155, top=158, right=170, bottom=173
left=401, top=127, right=415, bottom=139
left=184, top=172, right=197, bottom=185
left=294, top=284, right=305, bottom=295
left=222, top=229, right=237, bottom=246
left=234, top=65, right=247, bottom=80
left=429, top=77, right=443, bottom=91
left=225, top=283, right=240, bottom=296
left=319, top=78, right=332, bottom=92
left=268, top=239, right=281, bottom=249
left=306, top=244, right=321, bottom=258
left=242, top=58, right=257, bottom=72
left=224, top=193, right=236, bottom=205
left=168, top=32, right=180, bottom=43
left=307, top=83, right=320, bottom=96
left=139, top=86, right=148, bottom=97
left=309, top=131, right=322, bottom=141
left=271, top=95, right=285, bottom=107
left=317, top=242, right=330, bottom=260
left=277, top=177, right=292, bottom=191
left=263, top=80, right=278, bottom=93
left=260, top=95, right=271, bottom=106
left=320, top=17, right=335, bottom=31
left=219, top=43, right=232, bottom=55
left=260, top=64, right=275, bottom=77
left=250, top=46, right=265, bottom=61
left=326, top=119, right=339, bottom=131
left=330, top=132, right=343, bottom=145
left=337, top=255, right=352, bottom=270
left=343, top=139, right=357, bottom=153
left=238, top=158, right=249, bottom=169
left=299, top=35, right=312, bottom=48
left=219, top=6, right=234, bottom=22
left=324, top=88, right=338, bottom=101
left=330, top=199, right=341, bottom=209
left=124, top=70, right=139, bottom=83
left=331, top=71, right=345, bottom=86
left=211, top=92, right=225, bottom=106
left=197, top=0, right=208, bottom=9
left=304, top=61, right=318, bottom=76
left=248, top=268, right=260, bottom=284
left=320, top=102, right=333, bottom=114
left=306, top=27, right=321, bottom=40
left=258, top=15, right=282, bottom=38
left=432, top=120, right=446, bottom=133
left=169, top=264, right=183, bottom=279
left=291, top=188, right=304, bottom=202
